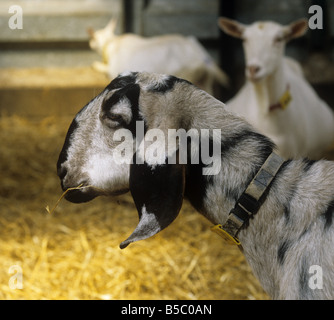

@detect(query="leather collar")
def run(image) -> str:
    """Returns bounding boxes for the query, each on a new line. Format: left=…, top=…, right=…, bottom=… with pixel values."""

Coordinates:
left=269, top=85, right=292, bottom=112
left=211, top=152, right=285, bottom=245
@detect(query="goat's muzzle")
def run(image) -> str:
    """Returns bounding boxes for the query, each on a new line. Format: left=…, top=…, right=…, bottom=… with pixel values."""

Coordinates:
left=246, top=64, right=262, bottom=81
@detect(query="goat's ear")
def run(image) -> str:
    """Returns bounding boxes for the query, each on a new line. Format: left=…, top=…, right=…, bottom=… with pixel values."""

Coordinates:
left=105, top=18, right=118, bottom=34
left=218, top=17, right=245, bottom=39
left=120, top=160, right=185, bottom=249
left=284, top=19, right=308, bottom=41
left=86, top=27, right=94, bottom=38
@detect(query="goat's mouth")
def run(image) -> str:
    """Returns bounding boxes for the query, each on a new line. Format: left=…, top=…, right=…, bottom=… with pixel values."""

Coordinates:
left=247, top=73, right=265, bottom=82
left=64, top=187, right=98, bottom=203
left=64, top=185, right=129, bottom=203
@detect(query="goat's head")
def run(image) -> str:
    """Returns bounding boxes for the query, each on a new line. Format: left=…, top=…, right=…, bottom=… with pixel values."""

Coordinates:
left=218, top=17, right=308, bottom=81
left=57, top=72, right=223, bottom=248
left=88, top=18, right=117, bottom=54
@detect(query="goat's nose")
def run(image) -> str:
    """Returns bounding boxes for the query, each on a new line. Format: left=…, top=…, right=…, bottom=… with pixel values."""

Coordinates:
left=57, top=166, right=67, bottom=180
left=247, top=65, right=261, bottom=78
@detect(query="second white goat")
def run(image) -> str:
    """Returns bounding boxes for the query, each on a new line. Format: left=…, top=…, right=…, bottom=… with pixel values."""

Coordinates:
left=219, top=17, right=334, bottom=159
left=88, top=19, right=228, bottom=96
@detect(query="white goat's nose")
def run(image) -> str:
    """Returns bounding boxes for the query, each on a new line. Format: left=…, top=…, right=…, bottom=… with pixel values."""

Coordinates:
left=247, top=65, right=261, bottom=78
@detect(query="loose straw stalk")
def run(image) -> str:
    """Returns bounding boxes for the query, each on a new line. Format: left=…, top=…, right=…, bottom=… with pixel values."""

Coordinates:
left=45, top=184, right=102, bottom=215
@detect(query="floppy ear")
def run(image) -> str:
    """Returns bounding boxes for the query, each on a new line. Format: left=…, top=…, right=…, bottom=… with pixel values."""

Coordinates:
left=118, top=77, right=188, bottom=249
left=119, top=160, right=185, bottom=249
left=218, top=17, right=245, bottom=39
left=283, top=19, right=308, bottom=42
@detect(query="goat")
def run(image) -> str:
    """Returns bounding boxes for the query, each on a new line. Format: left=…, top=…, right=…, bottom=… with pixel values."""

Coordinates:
left=57, top=71, right=334, bottom=299
left=218, top=17, right=334, bottom=159
left=88, top=19, right=228, bottom=96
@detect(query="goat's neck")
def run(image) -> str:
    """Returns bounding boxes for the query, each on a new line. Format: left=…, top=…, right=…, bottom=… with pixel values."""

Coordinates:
left=251, top=61, right=287, bottom=115
left=187, top=111, right=275, bottom=227
left=185, top=93, right=291, bottom=298
left=186, top=111, right=283, bottom=297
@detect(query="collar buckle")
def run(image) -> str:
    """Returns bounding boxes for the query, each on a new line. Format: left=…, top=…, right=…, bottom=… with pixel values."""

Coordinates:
left=279, top=89, right=292, bottom=110
left=211, top=224, right=241, bottom=245
left=269, top=86, right=292, bottom=112
left=211, top=152, right=285, bottom=245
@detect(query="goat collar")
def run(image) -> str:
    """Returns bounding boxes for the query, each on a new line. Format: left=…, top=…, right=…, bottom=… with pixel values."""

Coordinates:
left=211, top=152, right=285, bottom=245
left=269, top=85, right=292, bottom=112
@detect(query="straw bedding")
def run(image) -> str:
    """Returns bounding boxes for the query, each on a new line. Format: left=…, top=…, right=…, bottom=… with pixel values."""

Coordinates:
left=0, top=115, right=270, bottom=300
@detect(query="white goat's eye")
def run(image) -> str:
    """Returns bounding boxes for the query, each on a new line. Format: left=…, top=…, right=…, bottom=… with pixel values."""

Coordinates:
left=274, top=36, right=284, bottom=44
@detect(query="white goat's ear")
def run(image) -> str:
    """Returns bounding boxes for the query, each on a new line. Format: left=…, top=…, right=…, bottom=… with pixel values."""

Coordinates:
left=106, top=18, right=118, bottom=34
left=218, top=17, right=245, bottom=39
left=120, top=161, right=185, bottom=249
left=86, top=27, right=94, bottom=38
left=284, top=19, right=308, bottom=41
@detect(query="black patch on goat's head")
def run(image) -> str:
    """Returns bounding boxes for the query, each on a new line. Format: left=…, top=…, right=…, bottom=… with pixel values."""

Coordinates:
left=106, top=72, right=138, bottom=91
left=101, top=82, right=141, bottom=135
left=147, top=75, right=191, bottom=94
left=57, top=118, right=78, bottom=179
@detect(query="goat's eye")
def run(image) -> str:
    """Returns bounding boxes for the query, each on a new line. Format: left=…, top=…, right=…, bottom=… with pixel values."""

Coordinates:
left=108, top=114, right=123, bottom=122
left=274, top=36, right=284, bottom=44
left=102, top=113, right=124, bottom=128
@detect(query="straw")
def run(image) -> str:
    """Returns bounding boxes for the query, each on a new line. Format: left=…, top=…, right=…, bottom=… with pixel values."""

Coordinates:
left=46, top=184, right=84, bottom=214
left=0, top=115, right=272, bottom=300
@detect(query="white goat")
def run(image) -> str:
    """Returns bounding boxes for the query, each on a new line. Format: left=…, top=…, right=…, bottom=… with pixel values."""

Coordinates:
left=218, top=18, right=334, bottom=159
left=58, top=72, right=334, bottom=299
left=88, top=19, right=228, bottom=95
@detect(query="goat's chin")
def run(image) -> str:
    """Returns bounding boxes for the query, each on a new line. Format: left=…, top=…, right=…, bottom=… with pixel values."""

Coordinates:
left=245, top=70, right=268, bottom=82
left=64, top=188, right=129, bottom=203
left=107, top=188, right=130, bottom=197
left=247, top=74, right=266, bottom=82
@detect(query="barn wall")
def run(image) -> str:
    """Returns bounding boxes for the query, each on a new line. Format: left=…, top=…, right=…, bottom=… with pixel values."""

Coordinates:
left=0, top=0, right=333, bottom=116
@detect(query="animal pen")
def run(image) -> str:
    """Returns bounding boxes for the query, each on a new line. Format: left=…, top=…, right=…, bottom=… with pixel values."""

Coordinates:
left=1, top=0, right=334, bottom=300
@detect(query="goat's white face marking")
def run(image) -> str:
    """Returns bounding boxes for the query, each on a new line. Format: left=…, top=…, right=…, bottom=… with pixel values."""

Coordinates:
left=84, top=152, right=130, bottom=190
